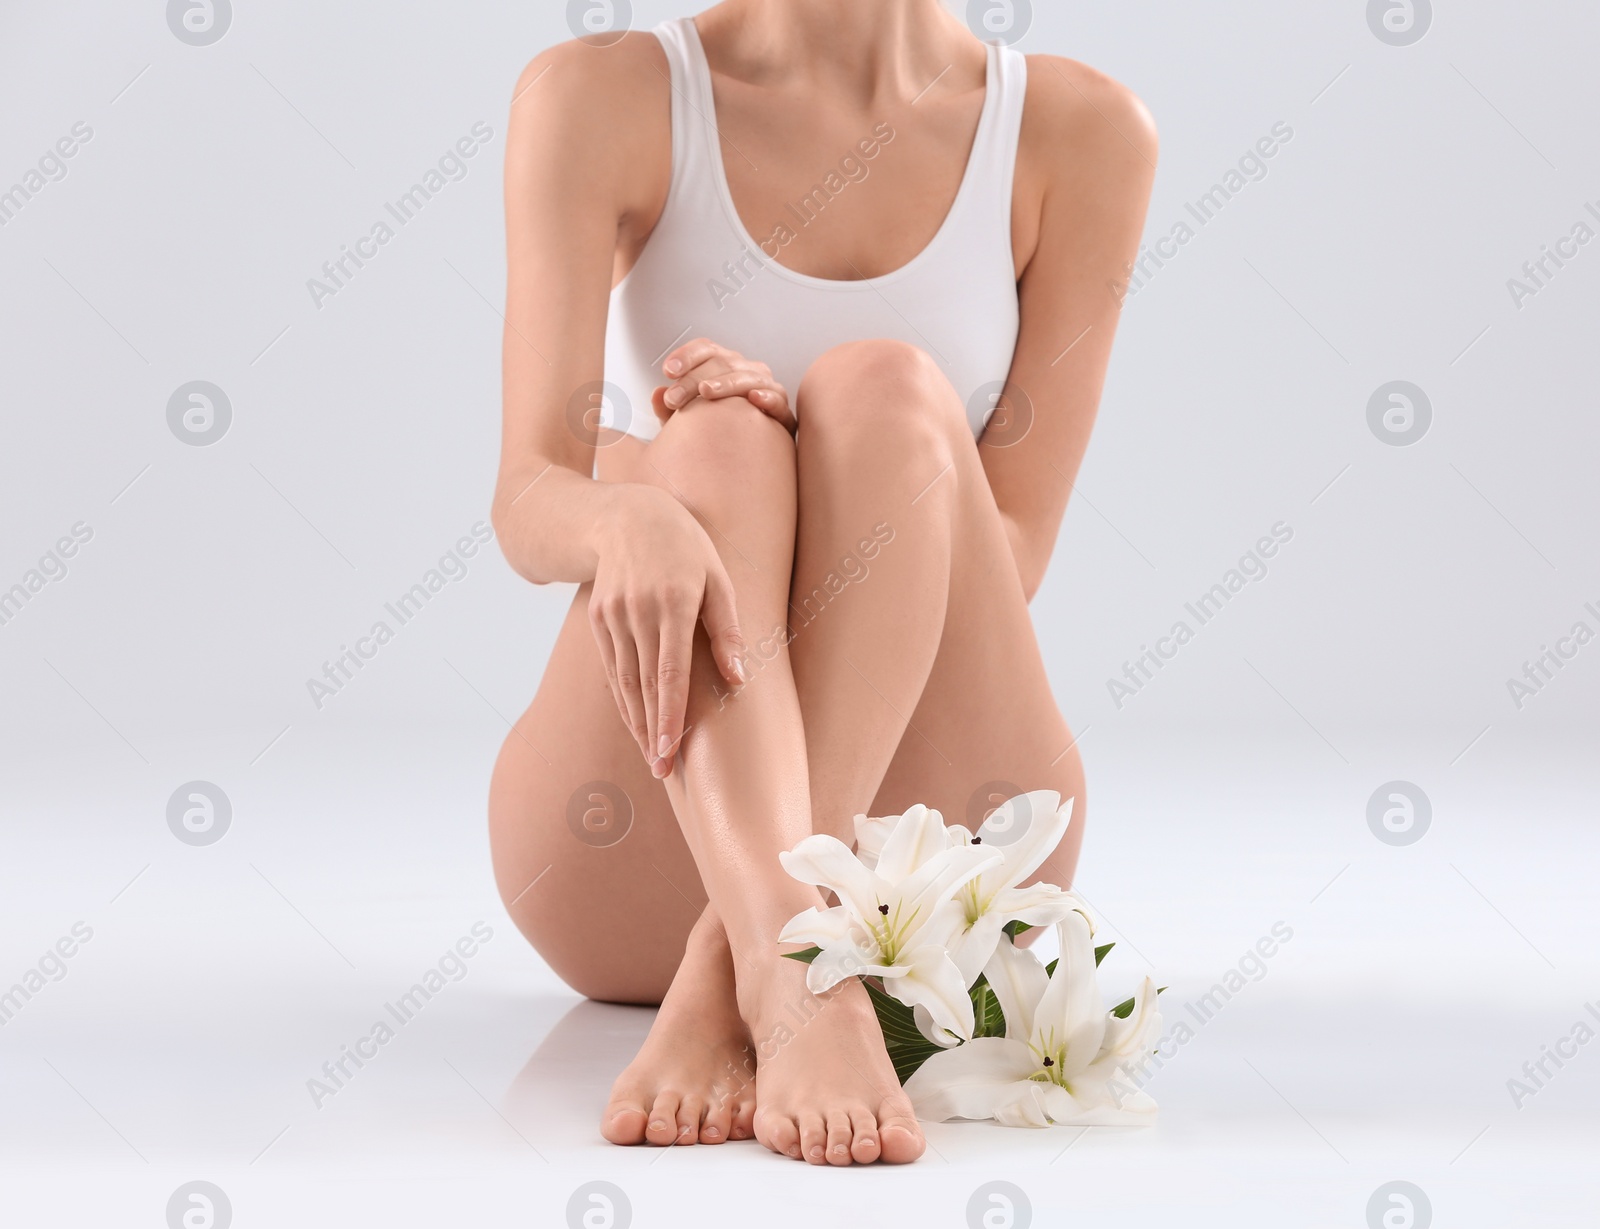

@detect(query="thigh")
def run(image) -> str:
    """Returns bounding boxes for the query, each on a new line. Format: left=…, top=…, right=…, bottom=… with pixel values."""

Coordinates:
left=870, top=445, right=1087, bottom=888
left=489, top=588, right=707, bottom=1007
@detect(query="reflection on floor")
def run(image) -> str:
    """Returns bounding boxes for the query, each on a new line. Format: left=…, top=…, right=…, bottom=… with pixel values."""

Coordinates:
left=1, top=729, right=1595, bottom=1226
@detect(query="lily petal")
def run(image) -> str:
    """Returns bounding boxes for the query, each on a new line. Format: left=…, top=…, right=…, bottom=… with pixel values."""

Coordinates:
left=852, top=812, right=896, bottom=870
left=778, top=833, right=881, bottom=920
left=979, top=936, right=1050, bottom=1043
left=947, top=909, right=1008, bottom=986
left=884, top=942, right=976, bottom=1043
left=805, top=940, right=875, bottom=994
left=1033, top=910, right=1107, bottom=1079
left=903, top=1037, right=1042, bottom=1123
left=987, top=882, right=1088, bottom=929
left=874, top=804, right=951, bottom=883
left=1100, top=975, right=1161, bottom=1063
left=894, top=842, right=1002, bottom=926
left=977, top=791, right=1069, bottom=888
left=1054, top=1072, right=1161, bottom=1125
left=776, top=904, right=857, bottom=948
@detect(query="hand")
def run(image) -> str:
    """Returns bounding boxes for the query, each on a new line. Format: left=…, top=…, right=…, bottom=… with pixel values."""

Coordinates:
left=589, top=486, right=749, bottom=779
left=652, top=338, right=795, bottom=432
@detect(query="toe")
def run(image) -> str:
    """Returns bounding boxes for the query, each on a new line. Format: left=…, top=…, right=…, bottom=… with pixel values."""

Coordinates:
left=798, top=1112, right=828, bottom=1165
left=729, top=1096, right=756, bottom=1141
left=645, top=1091, right=682, bottom=1146
left=600, top=1085, right=650, bottom=1146
left=876, top=1101, right=925, bottom=1164
left=757, top=1107, right=802, bottom=1160
left=675, top=1095, right=707, bottom=1145
left=848, top=1108, right=881, bottom=1164
left=700, top=1089, right=735, bottom=1144
left=824, top=1110, right=854, bottom=1166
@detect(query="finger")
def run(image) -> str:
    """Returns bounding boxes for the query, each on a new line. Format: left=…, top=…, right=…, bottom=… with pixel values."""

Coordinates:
left=608, top=625, right=651, bottom=761
left=696, top=371, right=795, bottom=429
left=699, top=563, right=748, bottom=687
left=654, top=606, right=694, bottom=773
left=747, top=387, right=798, bottom=432
left=631, top=616, right=663, bottom=774
left=651, top=385, right=674, bottom=424
left=588, top=600, right=631, bottom=734
left=662, top=337, right=729, bottom=378
left=661, top=356, right=734, bottom=410
left=696, top=369, right=780, bottom=401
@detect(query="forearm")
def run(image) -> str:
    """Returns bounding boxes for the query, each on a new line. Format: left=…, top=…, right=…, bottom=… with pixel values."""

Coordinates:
left=491, top=462, right=659, bottom=587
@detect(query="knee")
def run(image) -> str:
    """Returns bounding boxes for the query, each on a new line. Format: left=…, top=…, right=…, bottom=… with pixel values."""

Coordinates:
left=647, top=395, right=796, bottom=522
left=797, top=339, right=969, bottom=465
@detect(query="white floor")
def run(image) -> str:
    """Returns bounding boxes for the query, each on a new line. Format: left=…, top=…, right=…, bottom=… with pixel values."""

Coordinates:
left=2, top=724, right=1595, bottom=1227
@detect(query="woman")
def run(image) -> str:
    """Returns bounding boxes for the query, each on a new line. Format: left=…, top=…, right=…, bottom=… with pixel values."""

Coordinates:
left=487, top=0, right=1155, bottom=1166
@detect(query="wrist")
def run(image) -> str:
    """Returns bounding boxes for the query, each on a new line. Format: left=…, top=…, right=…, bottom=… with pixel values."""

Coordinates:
left=590, top=482, right=674, bottom=563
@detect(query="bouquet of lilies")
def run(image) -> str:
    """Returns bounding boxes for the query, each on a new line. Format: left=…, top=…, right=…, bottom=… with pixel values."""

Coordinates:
left=778, top=791, right=1161, bottom=1127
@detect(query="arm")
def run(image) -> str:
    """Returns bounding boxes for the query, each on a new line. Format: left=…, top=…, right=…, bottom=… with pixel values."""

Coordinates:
left=981, top=57, right=1159, bottom=601
left=490, top=37, right=663, bottom=585
left=490, top=37, right=746, bottom=774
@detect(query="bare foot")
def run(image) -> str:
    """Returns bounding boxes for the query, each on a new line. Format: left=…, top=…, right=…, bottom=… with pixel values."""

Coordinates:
left=740, top=955, right=925, bottom=1166
left=601, top=916, right=757, bottom=1146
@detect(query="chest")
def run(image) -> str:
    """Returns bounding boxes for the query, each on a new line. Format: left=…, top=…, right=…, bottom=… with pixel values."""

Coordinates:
left=711, top=79, right=995, bottom=282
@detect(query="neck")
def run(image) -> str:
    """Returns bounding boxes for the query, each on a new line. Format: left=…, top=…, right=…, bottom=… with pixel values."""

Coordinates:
left=700, top=0, right=977, bottom=102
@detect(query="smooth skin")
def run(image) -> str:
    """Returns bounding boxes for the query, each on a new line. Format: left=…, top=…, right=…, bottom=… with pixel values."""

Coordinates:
left=488, top=0, right=1156, bottom=1165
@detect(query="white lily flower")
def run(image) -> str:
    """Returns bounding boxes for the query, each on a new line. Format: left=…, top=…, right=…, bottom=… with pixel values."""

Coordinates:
left=779, top=804, right=1002, bottom=1044
left=854, top=792, right=1088, bottom=985
left=903, top=910, right=1161, bottom=1127
left=946, top=790, right=1089, bottom=984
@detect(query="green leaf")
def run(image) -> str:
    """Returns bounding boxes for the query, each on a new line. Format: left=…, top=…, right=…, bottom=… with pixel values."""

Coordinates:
left=780, top=946, right=821, bottom=964
left=862, top=979, right=944, bottom=1084
left=1043, top=943, right=1111, bottom=977
left=970, top=981, right=1007, bottom=1038
left=1109, top=985, right=1166, bottom=1019
left=1002, top=920, right=1033, bottom=939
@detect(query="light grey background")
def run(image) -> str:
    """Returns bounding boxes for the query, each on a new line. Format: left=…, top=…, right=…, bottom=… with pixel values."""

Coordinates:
left=2, top=1, right=1596, bottom=1226
left=1, top=1, right=1595, bottom=757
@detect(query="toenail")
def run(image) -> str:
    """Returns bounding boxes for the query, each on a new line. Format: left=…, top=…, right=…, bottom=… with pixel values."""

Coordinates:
left=650, top=1120, right=667, bottom=1132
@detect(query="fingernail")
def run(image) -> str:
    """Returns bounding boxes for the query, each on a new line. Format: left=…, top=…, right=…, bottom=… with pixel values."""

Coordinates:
left=733, top=656, right=749, bottom=682
left=665, top=358, right=682, bottom=375
left=657, top=735, right=671, bottom=758
left=706, top=379, right=721, bottom=391
left=665, top=387, right=683, bottom=407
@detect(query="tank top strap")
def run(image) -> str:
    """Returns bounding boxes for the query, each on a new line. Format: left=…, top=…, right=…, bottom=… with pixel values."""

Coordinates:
left=966, top=40, right=1028, bottom=224
left=652, top=18, right=721, bottom=205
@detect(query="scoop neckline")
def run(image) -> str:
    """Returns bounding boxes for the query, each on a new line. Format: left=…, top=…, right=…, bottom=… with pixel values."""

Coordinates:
left=681, top=16, right=1000, bottom=293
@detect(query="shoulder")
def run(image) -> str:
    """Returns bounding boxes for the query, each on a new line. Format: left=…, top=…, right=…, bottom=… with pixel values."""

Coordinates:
left=504, top=33, right=671, bottom=213
left=1019, top=54, right=1158, bottom=177
left=507, top=32, right=669, bottom=153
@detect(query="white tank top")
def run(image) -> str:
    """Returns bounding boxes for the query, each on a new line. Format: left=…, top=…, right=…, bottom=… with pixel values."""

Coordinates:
left=598, top=17, right=1027, bottom=442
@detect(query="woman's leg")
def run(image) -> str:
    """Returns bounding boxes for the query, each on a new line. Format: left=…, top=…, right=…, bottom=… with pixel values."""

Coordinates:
left=785, top=340, right=1086, bottom=882
left=491, top=341, right=1085, bottom=1162
left=489, top=592, right=761, bottom=1147
left=492, top=397, right=924, bottom=1165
